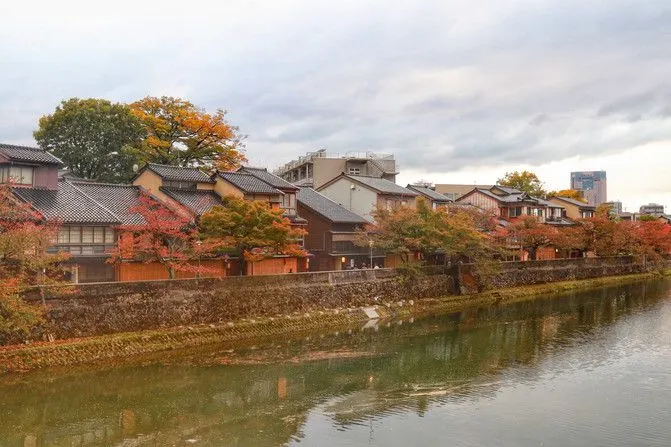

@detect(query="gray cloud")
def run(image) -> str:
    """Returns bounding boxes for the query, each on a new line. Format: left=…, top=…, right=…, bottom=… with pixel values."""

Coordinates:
left=2, top=0, right=671, bottom=174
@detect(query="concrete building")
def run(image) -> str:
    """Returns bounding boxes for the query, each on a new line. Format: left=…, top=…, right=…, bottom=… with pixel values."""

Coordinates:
left=570, top=171, right=607, bottom=207
left=274, top=149, right=397, bottom=189
left=639, top=203, right=665, bottom=215
left=317, top=174, right=418, bottom=222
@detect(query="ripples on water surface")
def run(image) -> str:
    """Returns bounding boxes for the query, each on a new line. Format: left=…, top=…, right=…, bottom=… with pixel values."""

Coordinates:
left=2, top=280, right=671, bottom=446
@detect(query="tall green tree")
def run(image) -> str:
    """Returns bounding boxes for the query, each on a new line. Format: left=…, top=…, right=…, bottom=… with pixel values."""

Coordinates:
left=34, top=98, right=146, bottom=182
left=497, top=171, right=546, bottom=197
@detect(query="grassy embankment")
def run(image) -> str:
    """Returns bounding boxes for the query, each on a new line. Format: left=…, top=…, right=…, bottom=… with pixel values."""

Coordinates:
left=0, top=270, right=668, bottom=373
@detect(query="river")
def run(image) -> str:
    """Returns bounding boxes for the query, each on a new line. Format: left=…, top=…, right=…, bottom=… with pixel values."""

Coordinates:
left=1, top=279, right=671, bottom=446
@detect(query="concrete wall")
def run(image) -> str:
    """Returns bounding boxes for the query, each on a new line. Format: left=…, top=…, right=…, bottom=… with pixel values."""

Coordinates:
left=21, top=257, right=651, bottom=340
left=318, top=177, right=378, bottom=221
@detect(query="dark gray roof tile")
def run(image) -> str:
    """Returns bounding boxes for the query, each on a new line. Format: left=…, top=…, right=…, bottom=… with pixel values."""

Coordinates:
left=239, top=167, right=298, bottom=191
left=145, top=163, right=214, bottom=183
left=297, top=187, right=368, bottom=224
left=72, top=182, right=147, bottom=225
left=161, top=188, right=223, bottom=216
left=407, top=185, right=452, bottom=202
left=13, top=181, right=120, bottom=224
left=217, top=172, right=284, bottom=195
left=0, top=143, right=63, bottom=165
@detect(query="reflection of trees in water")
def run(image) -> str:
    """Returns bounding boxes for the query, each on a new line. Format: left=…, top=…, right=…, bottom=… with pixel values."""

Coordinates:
left=0, top=280, right=668, bottom=446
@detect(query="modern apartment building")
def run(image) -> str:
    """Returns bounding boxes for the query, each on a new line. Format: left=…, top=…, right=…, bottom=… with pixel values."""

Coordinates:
left=639, top=203, right=665, bottom=215
left=274, top=149, right=398, bottom=189
left=570, top=171, right=607, bottom=207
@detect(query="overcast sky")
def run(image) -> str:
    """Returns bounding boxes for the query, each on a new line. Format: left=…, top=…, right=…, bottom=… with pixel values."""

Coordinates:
left=2, top=0, right=671, bottom=211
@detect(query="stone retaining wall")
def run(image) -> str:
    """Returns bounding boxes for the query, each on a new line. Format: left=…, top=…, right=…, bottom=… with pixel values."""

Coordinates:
left=25, top=268, right=455, bottom=339
left=21, top=257, right=651, bottom=341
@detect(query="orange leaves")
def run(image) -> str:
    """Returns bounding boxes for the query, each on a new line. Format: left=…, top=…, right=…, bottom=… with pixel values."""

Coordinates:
left=199, top=195, right=308, bottom=263
left=130, top=96, right=246, bottom=169
left=107, top=194, right=214, bottom=278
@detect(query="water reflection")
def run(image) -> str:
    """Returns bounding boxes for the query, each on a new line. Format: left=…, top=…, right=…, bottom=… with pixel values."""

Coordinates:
left=1, top=280, right=670, bottom=446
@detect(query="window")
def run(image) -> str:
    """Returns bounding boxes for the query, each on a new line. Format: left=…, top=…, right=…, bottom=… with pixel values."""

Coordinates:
left=52, top=226, right=115, bottom=256
left=509, top=207, right=523, bottom=217
left=7, top=166, right=34, bottom=185
left=58, top=228, right=70, bottom=244
left=162, top=180, right=197, bottom=190
left=348, top=168, right=361, bottom=175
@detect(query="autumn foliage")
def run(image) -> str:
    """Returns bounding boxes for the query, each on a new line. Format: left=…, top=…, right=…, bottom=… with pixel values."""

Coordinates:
left=0, top=185, right=70, bottom=344
left=362, top=199, right=499, bottom=265
left=130, top=96, right=247, bottom=171
left=199, top=196, right=307, bottom=273
left=108, top=194, right=219, bottom=279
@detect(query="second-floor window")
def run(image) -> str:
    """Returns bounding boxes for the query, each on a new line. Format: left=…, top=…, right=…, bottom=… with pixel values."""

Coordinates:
left=348, top=167, right=361, bottom=175
left=1, top=166, right=34, bottom=185
left=52, top=225, right=115, bottom=255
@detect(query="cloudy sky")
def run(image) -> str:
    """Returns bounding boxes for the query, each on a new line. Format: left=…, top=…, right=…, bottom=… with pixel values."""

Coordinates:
left=2, top=0, right=671, bottom=211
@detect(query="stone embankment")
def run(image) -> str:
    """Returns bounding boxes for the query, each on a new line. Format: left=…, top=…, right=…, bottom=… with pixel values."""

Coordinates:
left=0, top=256, right=662, bottom=372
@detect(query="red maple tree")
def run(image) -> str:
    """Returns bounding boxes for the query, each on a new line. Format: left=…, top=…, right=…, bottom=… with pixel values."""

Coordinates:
left=108, top=194, right=220, bottom=279
left=0, top=184, right=70, bottom=344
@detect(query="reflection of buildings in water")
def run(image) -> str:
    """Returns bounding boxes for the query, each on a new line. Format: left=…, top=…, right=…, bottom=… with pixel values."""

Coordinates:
left=3, top=280, right=668, bottom=446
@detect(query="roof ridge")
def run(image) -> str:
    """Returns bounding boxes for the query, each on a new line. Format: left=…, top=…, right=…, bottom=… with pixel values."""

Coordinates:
left=66, top=180, right=123, bottom=222
left=0, top=143, right=44, bottom=151
left=148, top=162, right=204, bottom=169
left=72, top=180, right=138, bottom=188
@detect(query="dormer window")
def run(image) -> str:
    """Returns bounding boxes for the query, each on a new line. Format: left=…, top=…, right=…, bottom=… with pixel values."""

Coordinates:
left=1, top=166, right=34, bottom=186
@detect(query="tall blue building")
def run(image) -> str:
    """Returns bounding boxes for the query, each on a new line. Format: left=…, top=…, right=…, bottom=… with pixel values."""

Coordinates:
left=570, top=171, right=607, bottom=207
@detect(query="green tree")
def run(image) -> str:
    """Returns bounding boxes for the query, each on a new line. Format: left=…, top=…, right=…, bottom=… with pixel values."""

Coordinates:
left=34, top=98, right=146, bottom=182
left=497, top=171, right=546, bottom=197
left=199, top=197, right=306, bottom=275
left=129, top=96, right=246, bottom=171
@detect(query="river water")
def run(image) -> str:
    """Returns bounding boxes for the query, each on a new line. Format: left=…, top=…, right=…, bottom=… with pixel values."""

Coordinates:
left=2, top=279, right=671, bottom=446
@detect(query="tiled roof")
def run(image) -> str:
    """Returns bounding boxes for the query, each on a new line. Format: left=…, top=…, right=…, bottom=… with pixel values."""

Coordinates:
left=13, top=180, right=120, bottom=224
left=492, top=185, right=523, bottom=195
left=217, top=172, right=283, bottom=195
left=463, top=188, right=546, bottom=204
left=346, top=175, right=418, bottom=196
left=0, top=143, right=63, bottom=165
left=297, top=187, right=368, bottom=224
left=72, top=182, right=146, bottom=225
left=161, top=188, right=223, bottom=216
left=407, top=185, right=452, bottom=202
left=550, top=196, right=595, bottom=210
left=239, top=167, right=298, bottom=191
left=144, top=163, right=214, bottom=183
